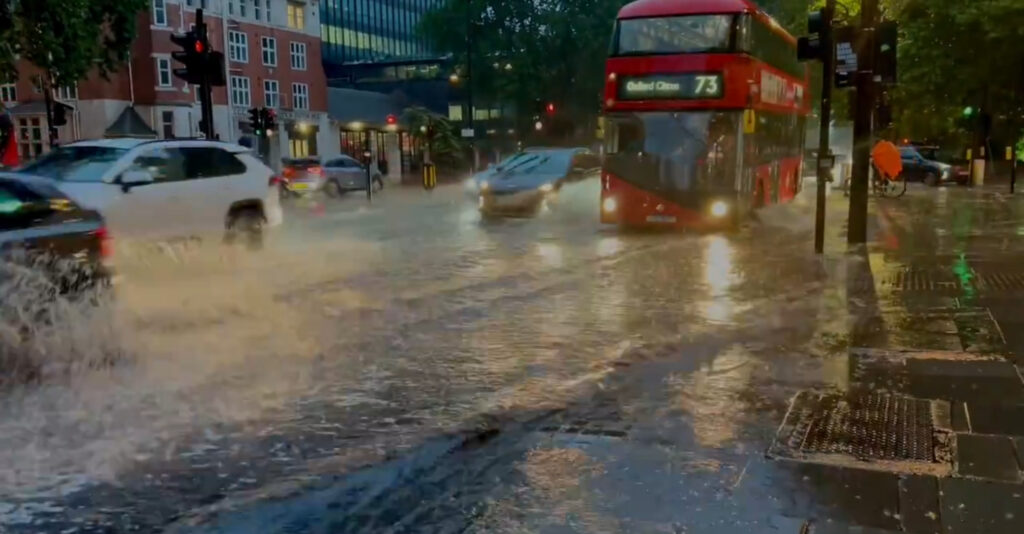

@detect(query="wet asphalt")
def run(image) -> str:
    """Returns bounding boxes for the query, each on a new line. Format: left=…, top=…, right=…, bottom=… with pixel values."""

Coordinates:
left=2, top=178, right=1024, bottom=533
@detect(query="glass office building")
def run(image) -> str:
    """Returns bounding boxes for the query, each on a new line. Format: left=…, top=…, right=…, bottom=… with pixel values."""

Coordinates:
left=321, top=0, right=446, bottom=74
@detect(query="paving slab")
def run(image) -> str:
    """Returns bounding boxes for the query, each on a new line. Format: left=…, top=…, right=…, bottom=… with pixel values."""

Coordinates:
left=938, top=477, right=1024, bottom=534
left=963, top=402, right=1024, bottom=437
left=950, top=402, right=970, bottom=433
left=898, top=474, right=941, bottom=534
left=1013, top=437, right=1024, bottom=471
left=906, top=359, right=1024, bottom=403
left=772, top=463, right=903, bottom=532
left=955, top=433, right=1021, bottom=482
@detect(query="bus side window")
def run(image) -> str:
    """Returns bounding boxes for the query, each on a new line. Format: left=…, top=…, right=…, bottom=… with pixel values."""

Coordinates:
left=609, top=120, right=643, bottom=155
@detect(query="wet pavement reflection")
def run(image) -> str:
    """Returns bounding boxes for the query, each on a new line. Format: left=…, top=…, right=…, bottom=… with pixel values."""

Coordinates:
left=3, top=181, right=1024, bottom=532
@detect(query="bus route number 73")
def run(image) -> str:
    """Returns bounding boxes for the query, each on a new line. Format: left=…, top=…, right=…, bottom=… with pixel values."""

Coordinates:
left=694, top=75, right=721, bottom=97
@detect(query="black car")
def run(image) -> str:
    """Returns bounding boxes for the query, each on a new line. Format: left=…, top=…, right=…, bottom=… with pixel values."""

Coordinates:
left=0, top=173, right=111, bottom=298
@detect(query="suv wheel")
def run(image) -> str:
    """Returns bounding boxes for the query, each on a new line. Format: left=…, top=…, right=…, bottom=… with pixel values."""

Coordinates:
left=372, top=175, right=384, bottom=192
left=924, top=171, right=940, bottom=187
left=324, top=179, right=346, bottom=198
left=226, top=208, right=264, bottom=250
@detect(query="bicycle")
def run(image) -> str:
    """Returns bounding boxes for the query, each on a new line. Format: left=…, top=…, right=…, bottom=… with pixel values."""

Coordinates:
left=871, top=163, right=906, bottom=198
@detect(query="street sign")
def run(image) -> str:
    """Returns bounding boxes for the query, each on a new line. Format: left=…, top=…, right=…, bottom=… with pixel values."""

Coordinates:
left=834, top=26, right=857, bottom=88
left=461, top=128, right=475, bottom=138
left=743, top=109, right=757, bottom=134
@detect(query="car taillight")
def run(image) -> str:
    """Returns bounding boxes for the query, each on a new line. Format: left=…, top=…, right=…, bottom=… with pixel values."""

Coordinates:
left=282, top=167, right=295, bottom=179
left=269, top=175, right=283, bottom=187
left=309, top=166, right=323, bottom=176
left=93, top=226, right=113, bottom=259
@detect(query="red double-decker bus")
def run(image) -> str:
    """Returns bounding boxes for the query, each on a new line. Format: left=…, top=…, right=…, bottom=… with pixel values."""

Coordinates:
left=600, top=0, right=809, bottom=229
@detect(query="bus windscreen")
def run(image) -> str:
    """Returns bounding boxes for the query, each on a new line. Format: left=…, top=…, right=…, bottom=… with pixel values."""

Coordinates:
left=613, top=15, right=735, bottom=56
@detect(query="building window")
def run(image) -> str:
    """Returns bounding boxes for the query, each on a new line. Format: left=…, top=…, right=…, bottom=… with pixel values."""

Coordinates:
left=229, top=31, right=249, bottom=63
left=291, top=83, right=308, bottom=110
left=448, top=104, right=463, bottom=122
left=287, top=2, right=304, bottom=30
left=230, top=76, right=251, bottom=107
left=265, top=0, right=272, bottom=22
left=253, top=0, right=261, bottom=20
left=239, top=0, right=247, bottom=17
left=194, top=84, right=203, bottom=103
left=261, top=36, right=277, bottom=66
left=264, top=80, right=279, bottom=108
left=17, top=118, right=45, bottom=161
left=290, top=138, right=309, bottom=158
left=290, top=42, right=307, bottom=70
left=228, top=0, right=234, bottom=15
left=153, top=0, right=167, bottom=26
left=53, top=85, right=78, bottom=101
left=156, top=57, right=172, bottom=87
left=186, top=0, right=209, bottom=7
left=162, top=110, right=175, bottom=139
left=0, top=84, right=16, bottom=103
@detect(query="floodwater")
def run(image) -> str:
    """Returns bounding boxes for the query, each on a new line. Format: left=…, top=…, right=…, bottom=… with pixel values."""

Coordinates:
left=0, top=178, right=865, bottom=532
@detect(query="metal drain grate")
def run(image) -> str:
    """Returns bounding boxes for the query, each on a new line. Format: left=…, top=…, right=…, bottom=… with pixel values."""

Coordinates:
left=799, top=393, right=935, bottom=462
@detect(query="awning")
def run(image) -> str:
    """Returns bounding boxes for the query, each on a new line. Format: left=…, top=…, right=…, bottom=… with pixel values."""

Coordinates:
left=105, top=106, right=157, bottom=138
left=328, top=87, right=404, bottom=129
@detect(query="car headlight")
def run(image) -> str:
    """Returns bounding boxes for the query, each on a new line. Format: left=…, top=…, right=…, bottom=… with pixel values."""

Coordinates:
left=480, top=180, right=490, bottom=191
left=602, top=197, right=617, bottom=213
left=540, top=183, right=554, bottom=193
left=710, top=200, right=729, bottom=218
left=465, top=178, right=479, bottom=191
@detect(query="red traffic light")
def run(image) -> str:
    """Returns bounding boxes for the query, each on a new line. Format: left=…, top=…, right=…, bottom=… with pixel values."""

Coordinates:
left=195, top=41, right=205, bottom=53
left=386, top=114, right=397, bottom=125
left=546, top=103, right=556, bottom=114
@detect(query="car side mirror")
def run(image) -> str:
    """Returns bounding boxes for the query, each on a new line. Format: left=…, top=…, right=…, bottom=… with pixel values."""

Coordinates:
left=119, top=170, right=154, bottom=192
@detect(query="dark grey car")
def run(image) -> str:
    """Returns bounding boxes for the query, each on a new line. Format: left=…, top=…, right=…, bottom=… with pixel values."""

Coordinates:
left=321, top=156, right=384, bottom=197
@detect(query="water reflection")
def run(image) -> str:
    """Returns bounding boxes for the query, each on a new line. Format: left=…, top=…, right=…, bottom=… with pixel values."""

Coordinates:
left=535, top=242, right=564, bottom=268
left=700, top=236, right=739, bottom=324
left=596, top=236, right=624, bottom=258
left=669, top=345, right=756, bottom=448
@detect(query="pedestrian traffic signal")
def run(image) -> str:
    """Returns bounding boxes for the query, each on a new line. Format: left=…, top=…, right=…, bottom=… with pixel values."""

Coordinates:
left=248, top=107, right=263, bottom=135
left=261, top=108, right=277, bottom=134
left=797, top=7, right=833, bottom=62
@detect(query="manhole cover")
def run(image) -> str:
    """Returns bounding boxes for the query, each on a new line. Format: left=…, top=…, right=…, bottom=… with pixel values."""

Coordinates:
left=770, top=391, right=953, bottom=475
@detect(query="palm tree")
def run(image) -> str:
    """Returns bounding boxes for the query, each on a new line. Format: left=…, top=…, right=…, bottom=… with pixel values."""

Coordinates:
left=402, top=106, right=465, bottom=169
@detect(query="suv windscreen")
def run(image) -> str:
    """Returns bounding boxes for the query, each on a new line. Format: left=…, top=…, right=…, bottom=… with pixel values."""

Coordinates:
left=20, top=146, right=127, bottom=182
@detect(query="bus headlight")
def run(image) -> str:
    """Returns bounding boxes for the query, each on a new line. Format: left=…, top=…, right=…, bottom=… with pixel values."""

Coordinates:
left=710, top=200, right=729, bottom=218
left=602, top=197, right=618, bottom=213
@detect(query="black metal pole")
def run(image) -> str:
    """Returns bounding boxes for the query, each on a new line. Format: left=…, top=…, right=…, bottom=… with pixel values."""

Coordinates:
left=43, top=73, right=57, bottom=148
left=847, top=0, right=879, bottom=245
left=365, top=131, right=372, bottom=203
left=1011, top=144, right=1017, bottom=194
left=465, top=0, right=475, bottom=172
left=197, top=9, right=215, bottom=140
left=815, top=0, right=836, bottom=254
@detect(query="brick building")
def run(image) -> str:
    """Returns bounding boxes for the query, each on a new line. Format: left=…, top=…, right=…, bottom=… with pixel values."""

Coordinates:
left=0, top=0, right=333, bottom=167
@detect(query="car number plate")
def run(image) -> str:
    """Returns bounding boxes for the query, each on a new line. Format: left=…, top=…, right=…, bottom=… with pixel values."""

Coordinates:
left=291, top=182, right=309, bottom=190
left=646, top=215, right=677, bottom=223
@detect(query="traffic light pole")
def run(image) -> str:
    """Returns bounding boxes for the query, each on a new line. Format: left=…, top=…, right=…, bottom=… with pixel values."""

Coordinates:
left=847, top=0, right=879, bottom=245
left=814, top=1, right=835, bottom=255
left=196, top=10, right=215, bottom=140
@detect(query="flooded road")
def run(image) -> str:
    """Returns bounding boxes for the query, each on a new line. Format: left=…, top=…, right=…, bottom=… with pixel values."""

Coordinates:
left=0, top=179, right=872, bottom=532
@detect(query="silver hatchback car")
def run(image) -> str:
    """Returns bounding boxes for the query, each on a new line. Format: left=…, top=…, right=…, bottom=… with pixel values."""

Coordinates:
left=321, top=155, right=384, bottom=197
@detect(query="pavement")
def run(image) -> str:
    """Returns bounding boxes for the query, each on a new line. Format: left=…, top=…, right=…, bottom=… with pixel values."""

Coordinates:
left=1, top=179, right=1024, bottom=533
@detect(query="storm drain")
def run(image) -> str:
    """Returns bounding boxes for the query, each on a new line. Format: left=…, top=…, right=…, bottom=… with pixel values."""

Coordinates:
left=877, top=268, right=1024, bottom=293
left=770, top=391, right=953, bottom=475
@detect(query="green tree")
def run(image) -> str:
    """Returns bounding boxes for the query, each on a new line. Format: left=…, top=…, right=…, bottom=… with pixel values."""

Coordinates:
left=419, top=0, right=626, bottom=141
left=0, top=0, right=147, bottom=87
left=403, top=106, right=466, bottom=167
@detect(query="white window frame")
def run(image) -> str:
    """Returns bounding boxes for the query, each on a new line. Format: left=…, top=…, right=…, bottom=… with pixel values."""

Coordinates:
left=261, top=36, right=277, bottom=67
left=253, top=0, right=261, bottom=21
left=228, top=31, right=249, bottom=63
left=153, top=0, right=168, bottom=26
left=291, top=83, right=308, bottom=110
left=264, top=80, right=279, bottom=108
left=156, top=57, right=173, bottom=88
left=239, top=0, right=247, bottom=17
left=230, top=76, right=251, bottom=107
left=53, top=85, right=79, bottom=101
left=289, top=42, right=307, bottom=71
left=265, top=0, right=272, bottom=22
left=0, top=84, right=16, bottom=103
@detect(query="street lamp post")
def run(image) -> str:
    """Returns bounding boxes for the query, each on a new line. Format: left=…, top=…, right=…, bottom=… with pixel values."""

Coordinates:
left=464, top=0, right=476, bottom=172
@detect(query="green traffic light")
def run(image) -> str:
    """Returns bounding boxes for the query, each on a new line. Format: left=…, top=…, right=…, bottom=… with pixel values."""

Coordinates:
left=963, top=106, right=975, bottom=117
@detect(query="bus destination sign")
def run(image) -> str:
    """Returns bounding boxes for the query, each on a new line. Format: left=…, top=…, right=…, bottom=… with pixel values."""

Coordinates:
left=618, top=73, right=724, bottom=101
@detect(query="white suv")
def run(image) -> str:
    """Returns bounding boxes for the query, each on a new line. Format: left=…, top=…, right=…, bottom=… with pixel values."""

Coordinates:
left=18, top=138, right=282, bottom=247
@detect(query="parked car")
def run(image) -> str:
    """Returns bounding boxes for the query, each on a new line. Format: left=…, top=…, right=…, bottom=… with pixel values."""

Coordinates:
left=898, top=145, right=954, bottom=186
left=321, top=155, right=384, bottom=197
left=478, top=148, right=598, bottom=216
left=16, top=138, right=282, bottom=248
left=0, top=173, right=111, bottom=297
left=915, top=145, right=970, bottom=185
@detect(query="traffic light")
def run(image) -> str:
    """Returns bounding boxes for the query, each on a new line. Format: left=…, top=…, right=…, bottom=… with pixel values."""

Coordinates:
left=797, top=7, right=833, bottom=62
left=248, top=107, right=263, bottom=135
left=546, top=102, right=556, bottom=115
left=875, top=21, right=899, bottom=85
left=963, top=106, right=975, bottom=118
left=261, top=108, right=277, bottom=134
left=171, top=30, right=206, bottom=85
